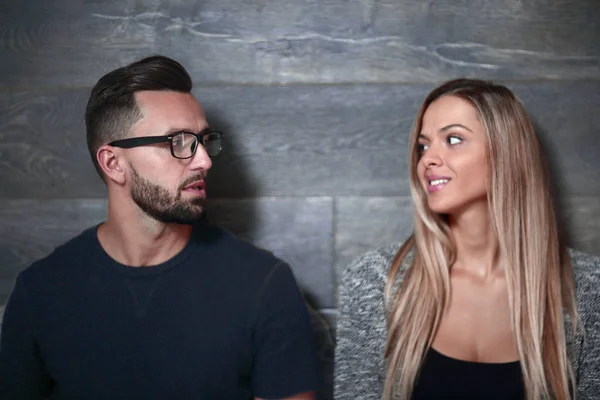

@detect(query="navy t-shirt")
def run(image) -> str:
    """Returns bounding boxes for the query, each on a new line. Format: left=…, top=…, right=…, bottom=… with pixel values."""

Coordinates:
left=0, top=221, right=320, bottom=399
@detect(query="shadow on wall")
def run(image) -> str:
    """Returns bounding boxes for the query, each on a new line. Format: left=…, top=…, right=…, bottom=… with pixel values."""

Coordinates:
left=531, top=119, right=572, bottom=249
left=203, top=106, right=258, bottom=227
left=202, top=104, right=327, bottom=310
left=203, top=107, right=259, bottom=200
left=202, top=108, right=335, bottom=400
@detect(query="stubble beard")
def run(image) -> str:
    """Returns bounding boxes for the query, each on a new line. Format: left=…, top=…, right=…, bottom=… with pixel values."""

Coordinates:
left=130, top=167, right=206, bottom=225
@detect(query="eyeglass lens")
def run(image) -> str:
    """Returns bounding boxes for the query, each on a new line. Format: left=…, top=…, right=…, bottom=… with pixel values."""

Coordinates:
left=172, top=132, right=222, bottom=158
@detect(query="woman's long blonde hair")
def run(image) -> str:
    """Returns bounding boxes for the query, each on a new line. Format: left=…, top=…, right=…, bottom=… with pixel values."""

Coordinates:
left=384, top=78, right=579, bottom=400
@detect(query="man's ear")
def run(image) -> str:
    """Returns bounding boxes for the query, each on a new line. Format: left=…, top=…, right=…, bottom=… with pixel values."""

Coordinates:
left=97, top=145, right=126, bottom=185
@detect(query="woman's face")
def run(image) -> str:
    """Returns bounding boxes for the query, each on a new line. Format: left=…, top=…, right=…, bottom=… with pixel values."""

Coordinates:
left=416, top=95, right=489, bottom=215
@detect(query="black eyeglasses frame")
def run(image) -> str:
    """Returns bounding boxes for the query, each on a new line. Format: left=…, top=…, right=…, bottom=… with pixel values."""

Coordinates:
left=107, top=129, right=223, bottom=159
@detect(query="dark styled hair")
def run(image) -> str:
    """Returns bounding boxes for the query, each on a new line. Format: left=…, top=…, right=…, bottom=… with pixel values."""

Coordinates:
left=85, top=55, right=193, bottom=180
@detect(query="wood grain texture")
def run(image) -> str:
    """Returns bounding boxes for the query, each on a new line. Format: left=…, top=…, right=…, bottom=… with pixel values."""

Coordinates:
left=334, top=197, right=414, bottom=278
left=1, top=81, right=600, bottom=198
left=0, top=197, right=334, bottom=307
left=1, top=0, right=599, bottom=88
left=562, top=198, right=600, bottom=257
left=0, top=90, right=102, bottom=198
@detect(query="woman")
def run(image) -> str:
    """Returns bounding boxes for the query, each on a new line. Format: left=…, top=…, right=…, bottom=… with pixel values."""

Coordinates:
left=333, top=78, right=600, bottom=399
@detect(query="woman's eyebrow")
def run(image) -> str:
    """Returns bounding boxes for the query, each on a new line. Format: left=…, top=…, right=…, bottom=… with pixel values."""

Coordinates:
left=440, top=123, right=472, bottom=132
left=420, top=123, right=473, bottom=139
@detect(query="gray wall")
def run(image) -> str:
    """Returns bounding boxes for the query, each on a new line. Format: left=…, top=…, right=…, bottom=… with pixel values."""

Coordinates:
left=1, top=0, right=599, bottom=367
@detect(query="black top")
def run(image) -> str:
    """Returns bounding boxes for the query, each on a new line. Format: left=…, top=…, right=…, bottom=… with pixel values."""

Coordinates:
left=0, top=221, right=320, bottom=399
left=412, top=347, right=524, bottom=400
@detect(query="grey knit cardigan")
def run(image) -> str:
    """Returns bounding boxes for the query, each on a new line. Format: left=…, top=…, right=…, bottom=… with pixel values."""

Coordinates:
left=334, top=244, right=600, bottom=399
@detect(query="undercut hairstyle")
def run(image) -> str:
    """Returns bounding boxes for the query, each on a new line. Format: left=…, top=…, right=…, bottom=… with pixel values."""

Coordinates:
left=85, top=55, right=193, bottom=180
left=384, top=78, right=579, bottom=400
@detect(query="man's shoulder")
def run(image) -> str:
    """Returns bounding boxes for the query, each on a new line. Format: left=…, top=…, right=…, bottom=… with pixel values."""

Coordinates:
left=193, top=221, right=286, bottom=276
left=19, top=226, right=97, bottom=283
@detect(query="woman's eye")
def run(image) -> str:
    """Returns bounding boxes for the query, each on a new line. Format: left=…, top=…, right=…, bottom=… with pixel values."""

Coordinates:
left=417, top=144, right=429, bottom=153
left=448, top=136, right=462, bottom=145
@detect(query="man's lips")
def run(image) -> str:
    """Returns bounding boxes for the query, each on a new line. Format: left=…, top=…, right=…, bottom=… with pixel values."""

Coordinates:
left=182, top=180, right=206, bottom=192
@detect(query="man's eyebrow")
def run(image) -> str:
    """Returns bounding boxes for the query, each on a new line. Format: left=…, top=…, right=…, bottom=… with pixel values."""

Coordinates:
left=164, top=127, right=210, bottom=135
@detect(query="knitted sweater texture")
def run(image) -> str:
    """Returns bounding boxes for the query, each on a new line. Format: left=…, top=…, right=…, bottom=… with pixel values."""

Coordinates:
left=334, top=244, right=600, bottom=399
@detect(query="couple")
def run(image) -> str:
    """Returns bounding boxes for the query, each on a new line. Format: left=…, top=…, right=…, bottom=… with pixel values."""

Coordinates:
left=1, top=55, right=598, bottom=399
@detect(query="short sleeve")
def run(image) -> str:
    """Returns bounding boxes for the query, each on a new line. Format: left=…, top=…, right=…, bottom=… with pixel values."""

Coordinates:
left=0, top=275, right=54, bottom=399
left=252, top=262, right=320, bottom=398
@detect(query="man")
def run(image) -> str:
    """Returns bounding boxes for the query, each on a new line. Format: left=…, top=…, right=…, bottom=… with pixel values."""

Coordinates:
left=0, top=55, right=320, bottom=399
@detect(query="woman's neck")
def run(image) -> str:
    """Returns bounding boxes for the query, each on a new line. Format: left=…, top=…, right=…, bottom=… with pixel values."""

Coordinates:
left=448, top=202, right=501, bottom=280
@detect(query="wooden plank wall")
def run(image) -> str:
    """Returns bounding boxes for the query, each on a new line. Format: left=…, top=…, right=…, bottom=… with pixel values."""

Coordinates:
left=1, top=0, right=599, bottom=370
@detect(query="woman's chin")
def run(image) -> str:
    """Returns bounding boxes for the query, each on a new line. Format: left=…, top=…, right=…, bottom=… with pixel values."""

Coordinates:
left=426, top=199, right=454, bottom=215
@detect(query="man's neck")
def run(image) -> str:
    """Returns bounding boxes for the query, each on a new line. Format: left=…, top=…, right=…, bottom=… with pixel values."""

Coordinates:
left=97, top=207, right=193, bottom=267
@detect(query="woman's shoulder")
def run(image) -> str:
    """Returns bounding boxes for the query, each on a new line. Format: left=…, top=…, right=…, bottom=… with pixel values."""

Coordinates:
left=339, top=242, right=414, bottom=289
left=568, top=248, right=600, bottom=307
left=568, top=248, right=600, bottom=293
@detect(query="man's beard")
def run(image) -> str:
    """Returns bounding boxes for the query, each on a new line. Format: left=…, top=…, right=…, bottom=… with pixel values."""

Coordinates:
left=130, top=167, right=206, bottom=225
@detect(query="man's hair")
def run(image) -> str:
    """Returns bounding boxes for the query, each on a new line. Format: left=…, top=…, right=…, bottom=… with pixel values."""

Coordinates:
left=85, top=55, right=193, bottom=180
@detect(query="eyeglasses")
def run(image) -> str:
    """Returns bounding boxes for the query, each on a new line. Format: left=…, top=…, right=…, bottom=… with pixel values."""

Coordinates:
left=108, top=130, right=224, bottom=159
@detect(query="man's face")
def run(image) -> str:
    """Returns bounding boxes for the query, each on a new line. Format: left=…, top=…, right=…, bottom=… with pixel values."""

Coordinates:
left=123, top=90, right=213, bottom=224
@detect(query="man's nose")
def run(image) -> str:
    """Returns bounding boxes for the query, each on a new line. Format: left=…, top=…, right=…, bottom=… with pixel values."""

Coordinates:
left=188, top=144, right=212, bottom=171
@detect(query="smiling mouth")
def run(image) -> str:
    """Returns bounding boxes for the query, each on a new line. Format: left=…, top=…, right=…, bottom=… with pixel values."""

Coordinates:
left=430, top=179, right=449, bottom=186
left=426, top=178, right=451, bottom=193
